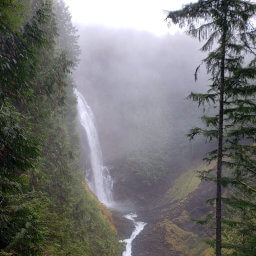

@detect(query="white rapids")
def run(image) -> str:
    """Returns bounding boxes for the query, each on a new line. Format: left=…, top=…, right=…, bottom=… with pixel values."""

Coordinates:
left=75, top=89, right=113, bottom=207
left=122, top=213, right=147, bottom=256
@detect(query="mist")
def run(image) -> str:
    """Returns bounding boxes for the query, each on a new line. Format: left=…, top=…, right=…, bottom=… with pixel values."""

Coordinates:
left=74, top=26, right=209, bottom=165
left=74, top=24, right=214, bottom=256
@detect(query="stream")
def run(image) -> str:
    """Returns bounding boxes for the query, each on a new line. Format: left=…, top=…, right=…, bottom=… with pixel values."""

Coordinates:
left=75, top=89, right=146, bottom=256
left=122, top=214, right=147, bottom=256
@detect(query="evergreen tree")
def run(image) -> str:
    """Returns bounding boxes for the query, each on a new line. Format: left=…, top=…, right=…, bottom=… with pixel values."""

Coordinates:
left=222, top=190, right=256, bottom=255
left=54, top=0, right=80, bottom=65
left=166, top=1, right=256, bottom=255
left=0, top=1, right=54, bottom=255
left=0, top=0, right=122, bottom=255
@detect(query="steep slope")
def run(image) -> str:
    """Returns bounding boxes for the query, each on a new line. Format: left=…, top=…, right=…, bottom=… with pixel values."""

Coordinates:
left=133, top=177, right=215, bottom=256
left=0, top=1, right=122, bottom=255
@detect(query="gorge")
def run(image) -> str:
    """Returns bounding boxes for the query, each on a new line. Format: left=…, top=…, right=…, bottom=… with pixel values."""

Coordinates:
left=2, top=1, right=255, bottom=255
left=74, top=27, right=220, bottom=256
left=73, top=26, right=216, bottom=256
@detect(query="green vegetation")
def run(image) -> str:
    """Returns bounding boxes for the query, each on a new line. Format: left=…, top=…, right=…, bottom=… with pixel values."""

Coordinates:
left=167, top=1, right=256, bottom=255
left=157, top=219, right=201, bottom=255
left=144, top=215, right=210, bottom=256
left=0, top=0, right=121, bottom=255
left=164, top=167, right=201, bottom=203
left=125, top=151, right=168, bottom=186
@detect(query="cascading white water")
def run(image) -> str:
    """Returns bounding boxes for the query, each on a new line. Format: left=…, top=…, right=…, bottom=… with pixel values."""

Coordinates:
left=75, top=89, right=113, bottom=207
left=122, top=214, right=147, bottom=256
left=75, top=89, right=146, bottom=255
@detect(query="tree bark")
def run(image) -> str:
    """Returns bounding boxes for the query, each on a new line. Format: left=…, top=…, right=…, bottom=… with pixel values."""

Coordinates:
left=216, top=1, right=228, bottom=255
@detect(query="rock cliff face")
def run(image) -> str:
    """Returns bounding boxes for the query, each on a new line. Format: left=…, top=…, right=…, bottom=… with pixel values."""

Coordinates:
left=112, top=160, right=216, bottom=256
left=133, top=181, right=215, bottom=256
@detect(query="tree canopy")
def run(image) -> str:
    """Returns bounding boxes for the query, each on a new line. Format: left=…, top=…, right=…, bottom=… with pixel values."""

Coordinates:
left=0, top=1, right=122, bottom=255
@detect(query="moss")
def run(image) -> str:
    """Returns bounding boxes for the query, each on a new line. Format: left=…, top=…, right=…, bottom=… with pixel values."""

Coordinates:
left=162, top=161, right=218, bottom=205
left=202, top=248, right=214, bottom=256
left=144, top=163, right=217, bottom=256
left=82, top=182, right=117, bottom=232
left=152, top=219, right=208, bottom=256
left=163, top=167, right=201, bottom=203
left=172, top=210, right=190, bottom=225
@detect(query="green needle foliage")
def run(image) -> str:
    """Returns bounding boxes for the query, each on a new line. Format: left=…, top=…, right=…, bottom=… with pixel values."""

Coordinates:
left=0, top=0, right=122, bottom=255
left=166, top=1, right=256, bottom=255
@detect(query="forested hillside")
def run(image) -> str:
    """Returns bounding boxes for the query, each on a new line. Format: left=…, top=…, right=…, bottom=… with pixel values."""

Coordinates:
left=0, top=1, right=121, bottom=255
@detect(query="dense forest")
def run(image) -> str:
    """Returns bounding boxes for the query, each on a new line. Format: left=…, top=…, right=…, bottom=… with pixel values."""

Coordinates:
left=0, top=1, right=121, bottom=255
left=1, top=0, right=256, bottom=256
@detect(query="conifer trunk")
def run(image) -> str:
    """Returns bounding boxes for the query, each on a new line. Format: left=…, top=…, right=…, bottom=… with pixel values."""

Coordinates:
left=216, top=1, right=228, bottom=255
left=216, top=50, right=224, bottom=256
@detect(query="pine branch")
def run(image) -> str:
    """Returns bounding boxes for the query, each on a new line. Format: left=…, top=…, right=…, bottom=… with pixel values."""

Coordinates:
left=237, top=180, right=256, bottom=193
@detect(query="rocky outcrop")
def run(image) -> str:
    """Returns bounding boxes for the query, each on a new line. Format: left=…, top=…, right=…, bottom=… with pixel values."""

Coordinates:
left=112, top=160, right=216, bottom=256
left=133, top=181, right=215, bottom=256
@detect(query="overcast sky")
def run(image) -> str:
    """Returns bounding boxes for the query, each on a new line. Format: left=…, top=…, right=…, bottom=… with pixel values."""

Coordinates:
left=63, top=0, right=196, bottom=35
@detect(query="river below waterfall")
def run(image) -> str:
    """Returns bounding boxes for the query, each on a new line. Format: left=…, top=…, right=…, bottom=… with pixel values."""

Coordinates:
left=122, top=214, right=146, bottom=256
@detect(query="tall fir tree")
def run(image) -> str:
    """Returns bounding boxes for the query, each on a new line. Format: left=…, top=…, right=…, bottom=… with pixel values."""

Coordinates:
left=166, top=1, right=256, bottom=255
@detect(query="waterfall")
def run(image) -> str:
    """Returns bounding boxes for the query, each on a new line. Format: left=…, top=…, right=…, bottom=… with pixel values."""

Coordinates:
left=75, top=89, right=146, bottom=256
left=75, top=89, right=113, bottom=207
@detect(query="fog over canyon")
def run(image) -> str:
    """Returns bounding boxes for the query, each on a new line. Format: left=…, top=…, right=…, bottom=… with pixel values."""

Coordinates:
left=74, top=26, right=215, bottom=256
